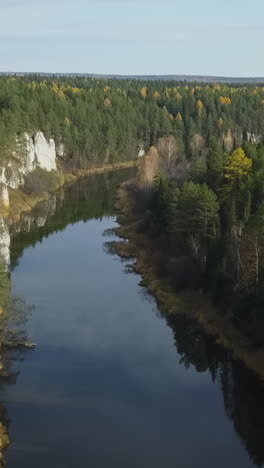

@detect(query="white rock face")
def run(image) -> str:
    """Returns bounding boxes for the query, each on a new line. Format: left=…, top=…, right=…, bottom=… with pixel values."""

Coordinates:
left=138, top=148, right=145, bottom=158
left=24, top=133, right=36, bottom=173
left=247, top=132, right=262, bottom=145
left=0, top=164, right=22, bottom=190
left=57, top=143, right=64, bottom=158
left=33, top=131, right=57, bottom=171
left=0, top=216, right=10, bottom=268
left=0, top=169, right=6, bottom=187
left=0, top=131, right=58, bottom=208
left=0, top=185, right=9, bottom=208
left=0, top=130, right=59, bottom=267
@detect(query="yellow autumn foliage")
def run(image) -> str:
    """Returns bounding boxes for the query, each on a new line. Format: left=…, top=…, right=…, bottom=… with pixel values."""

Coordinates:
left=176, top=112, right=182, bottom=121
left=165, top=87, right=170, bottom=97
left=52, top=83, right=65, bottom=97
left=29, top=82, right=37, bottom=91
left=197, top=100, right=204, bottom=112
left=153, top=91, right=160, bottom=99
left=219, top=96, right=231, bottom=104
left=140, top=87, right=147, bottom=98
left=213, top=84, right=221, bottom=91
left=224, top=147, right=252, bottom=181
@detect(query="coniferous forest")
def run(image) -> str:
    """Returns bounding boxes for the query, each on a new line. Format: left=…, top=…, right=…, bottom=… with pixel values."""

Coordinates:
left=1, top=75, right=264, bottom=167
left=2, top=75, right=264, bottom=339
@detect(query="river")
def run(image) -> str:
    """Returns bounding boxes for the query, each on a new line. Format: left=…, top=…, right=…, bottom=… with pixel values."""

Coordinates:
left=1, top=168, right=264, bottom=467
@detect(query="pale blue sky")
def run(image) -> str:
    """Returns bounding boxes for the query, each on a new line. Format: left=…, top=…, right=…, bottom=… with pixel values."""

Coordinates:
left=0, top=0, right=263, bottom=76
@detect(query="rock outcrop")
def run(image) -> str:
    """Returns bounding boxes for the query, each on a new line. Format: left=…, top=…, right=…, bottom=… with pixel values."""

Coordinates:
left=246, top=132, right=262, bottom=145
left=0, top=131, right=58, bottom=209
left=0, top=186, right=9, bottom=209
left=31, top=131, right=57, bottom=172
left=0, top=217, right=10, bottom=268
left=138, top=148, right=145, bottom=158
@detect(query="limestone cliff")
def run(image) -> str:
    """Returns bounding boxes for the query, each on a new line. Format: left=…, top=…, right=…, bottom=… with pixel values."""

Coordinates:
left=0, top=217, right=10, bottom=268
left=27, top=131, right=57, bottom=172
left=0, top=131, right=59, bottom=269
left=0, top=131, right=58, bottom=209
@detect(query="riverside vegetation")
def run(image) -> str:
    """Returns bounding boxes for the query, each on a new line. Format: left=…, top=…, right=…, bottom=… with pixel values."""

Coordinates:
left=1, top=75, right=264, bottom=223
left=114, top=139, right=264, bottom=377
left=1, top=75, right=264, bottom=169
left=1, top=76, right=264, bottom=374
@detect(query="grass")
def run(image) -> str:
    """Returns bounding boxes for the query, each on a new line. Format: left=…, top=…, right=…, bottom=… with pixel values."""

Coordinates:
left=7, top=188, right=50, bottom=225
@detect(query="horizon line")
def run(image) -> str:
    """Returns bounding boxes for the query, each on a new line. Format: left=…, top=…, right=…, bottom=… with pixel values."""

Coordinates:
left=1, top=71, right=264, bottom=82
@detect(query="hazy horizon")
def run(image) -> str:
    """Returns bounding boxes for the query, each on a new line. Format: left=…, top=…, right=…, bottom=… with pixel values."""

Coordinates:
left=1, top=72, right=264, bottom=81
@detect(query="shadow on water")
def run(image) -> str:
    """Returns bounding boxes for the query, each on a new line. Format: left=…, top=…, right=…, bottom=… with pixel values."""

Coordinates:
left=0, top=289, right=34, bottom=467
left=148, top=295, right=264, bottom=467
left=166, top=312, right=264, bottom=468
left=3, top=166, right=264, bottom=467
left=103, top=252, right=264, bottom=467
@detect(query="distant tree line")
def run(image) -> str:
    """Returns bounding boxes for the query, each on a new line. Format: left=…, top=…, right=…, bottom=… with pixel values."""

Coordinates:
left=1, top=76, right=264, bottom=169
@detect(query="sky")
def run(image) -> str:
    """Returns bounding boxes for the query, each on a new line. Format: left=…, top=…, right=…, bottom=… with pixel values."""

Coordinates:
left=0, top=0, right=263, bottom=76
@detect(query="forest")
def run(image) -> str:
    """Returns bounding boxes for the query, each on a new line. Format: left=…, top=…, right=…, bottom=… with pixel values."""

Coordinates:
left=134, top=138, right=264, bottom=342
left=1, top=75, right=264, bottom=170
left=2, top=75, right=264, bottom=336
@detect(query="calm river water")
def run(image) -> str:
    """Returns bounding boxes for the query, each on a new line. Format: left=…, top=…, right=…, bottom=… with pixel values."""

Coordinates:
left=2, top=168, right=264, bottom=467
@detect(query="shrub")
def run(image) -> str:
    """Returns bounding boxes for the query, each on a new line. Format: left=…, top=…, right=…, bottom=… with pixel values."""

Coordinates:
left=23, top=168, right=63, bottom=195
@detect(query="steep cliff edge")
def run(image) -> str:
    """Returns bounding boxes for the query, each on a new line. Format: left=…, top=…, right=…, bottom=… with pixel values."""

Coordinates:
left=0, top=131, right=58, bottom=269
left=0, top=131, right=57, bottom=208
left=0, top=131, right=137, bottom=271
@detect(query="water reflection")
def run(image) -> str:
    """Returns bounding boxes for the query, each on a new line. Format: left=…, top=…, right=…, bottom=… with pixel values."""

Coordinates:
left=164, top=313, right=264, bottom=467
left=3, top=167, right=264, bottom=467
left=0, top=169, right=134, bottom=465
left=0, top=293, right=33, bottom=467
left=106, top=246, right=264, bottom=465
left=10, top=168, right=135, bottom=270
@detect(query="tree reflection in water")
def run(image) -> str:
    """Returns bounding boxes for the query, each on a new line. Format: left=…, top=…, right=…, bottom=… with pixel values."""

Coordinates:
left=0, top=278, right=34, bottom=467
left=167, top=313, right=264, bottom=467
left=5, top=167, right=264, bottom=467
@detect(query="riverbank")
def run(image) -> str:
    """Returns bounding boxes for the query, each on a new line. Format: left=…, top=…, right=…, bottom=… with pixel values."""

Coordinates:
left=3, top=160, right=137, bottom=226
left=114, top=179, right=264, bottom=380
